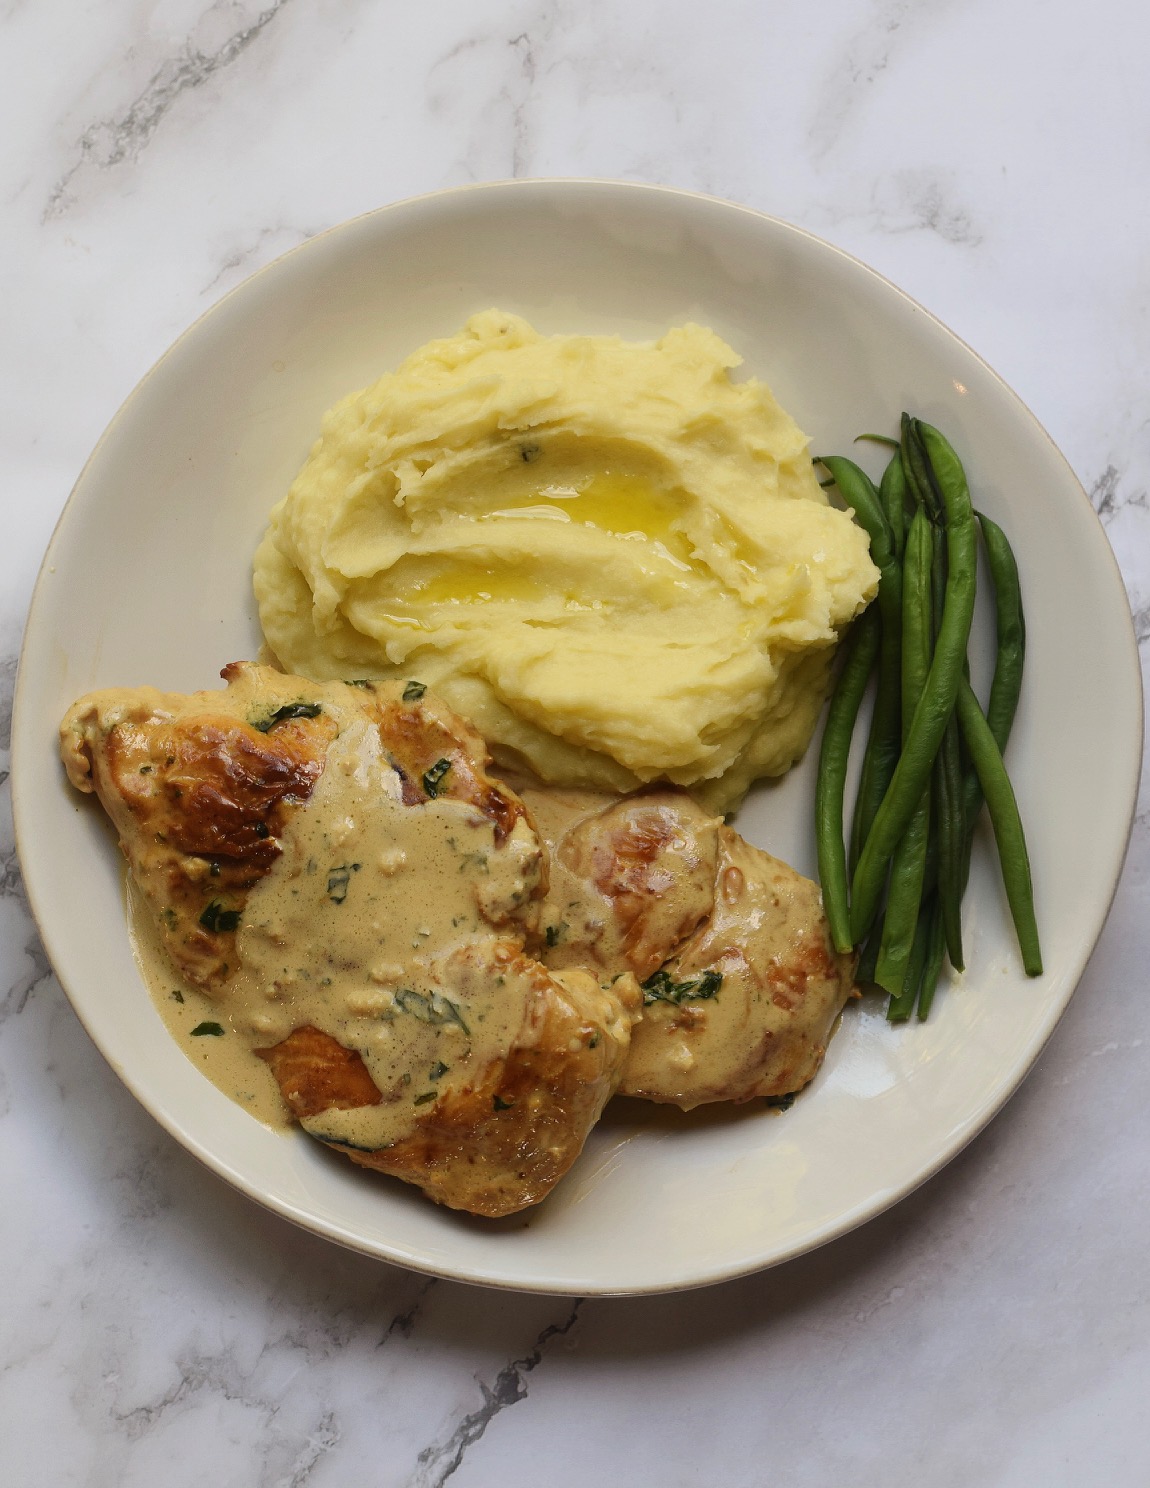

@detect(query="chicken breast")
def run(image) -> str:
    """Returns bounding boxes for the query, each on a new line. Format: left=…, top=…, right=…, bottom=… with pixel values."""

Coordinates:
left=619, top=827, right=856, bottom=1107
left=517, top=784, right=721, bottom=981
left=61, top=663, right=637, bottom=1216
left=522, top=779, right=856, bottom=1108
left=261, top=953, right=633, bottom=1216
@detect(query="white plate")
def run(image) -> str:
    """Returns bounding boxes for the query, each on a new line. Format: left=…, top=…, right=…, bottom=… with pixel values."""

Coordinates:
left=13, top=181, right=1141, bottom=1295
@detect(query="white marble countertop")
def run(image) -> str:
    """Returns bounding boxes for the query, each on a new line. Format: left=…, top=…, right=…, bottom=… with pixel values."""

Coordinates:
left=2, top=2, right=1148, bottom=1483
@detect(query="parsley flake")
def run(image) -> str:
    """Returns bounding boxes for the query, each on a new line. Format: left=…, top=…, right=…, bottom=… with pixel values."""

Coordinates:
left=640, top=968, right=723, bottom=1006
left=200, top=901, right=241, bottom=933
left=253, top=702, right=322, bottom=732
left=422, top=758, right=452, bottom=798
left=394, top=987, right=470, bottom=1035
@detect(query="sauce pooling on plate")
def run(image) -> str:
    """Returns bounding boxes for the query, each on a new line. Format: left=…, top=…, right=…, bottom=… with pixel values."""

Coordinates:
left=134, top=715, right=539, bottom=1146
left=64, top=663, right=635, bottom=1215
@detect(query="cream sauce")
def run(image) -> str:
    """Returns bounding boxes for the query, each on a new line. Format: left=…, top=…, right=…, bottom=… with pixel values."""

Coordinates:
left=133, top=712, right=543, bottom=1149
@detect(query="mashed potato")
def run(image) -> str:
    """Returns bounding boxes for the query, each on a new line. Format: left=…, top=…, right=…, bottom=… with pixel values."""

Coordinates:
left=255, top=311, right=877, bottom=813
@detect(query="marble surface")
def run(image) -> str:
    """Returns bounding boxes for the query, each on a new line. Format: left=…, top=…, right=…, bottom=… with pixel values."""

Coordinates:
left=2, top=1, right=1148, bottom=1482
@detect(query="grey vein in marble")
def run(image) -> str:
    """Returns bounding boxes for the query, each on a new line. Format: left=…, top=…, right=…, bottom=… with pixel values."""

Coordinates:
left=111, top=1344, right=272, bottom=1444
left=412, top=1302, right=583, bottom=1487
left=1091, top=464, right=1148, bottom=521
left=882, top=169, right=981, bottom=246
left=44, top=0, right=294, bottom=221
left=0, top=652, right=14, bottom=755
left=379, top=1278, right=438, bottom=1348
left=505, top=32, right=539, bottom=178
left=0, top=814, right=48, bottom=1039
left=202, top=222, right=315, bottom=294
left=808, top=0, right=962, bottom=160
left=1086, top=465, right=1149, bottom=649
left=814, top=167, right=982, bottom=248
left=428, top=20, right=554, bottom=182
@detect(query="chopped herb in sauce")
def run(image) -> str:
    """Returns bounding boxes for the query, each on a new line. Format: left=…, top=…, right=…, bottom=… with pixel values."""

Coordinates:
left=413, top=1091, right=437, bottom=1106
left=200, top=901, right=241, bottom=933
left=519, top=443, right=541, bottom=463
left=394, top=987, right=470, bottom=1035
left=160, top=906, right=178, bottom=930
left=209, top=861, right=221, bottom=877
left=422, top=758, right=452, bottom=798
left=344, top=679, right=373, bottom=689
left=306, top=1130, right=378, bottom=1154
left=402, top=681, right=427, bottom=701
left=544, top=923, right=563, bottom=948
left=764, top=1091, right=796, bottom=1112
left=640, top=968, right=723, bottom=1006
left=586, top=1031, right=600, bottom=1049
left=254, top=821, right=270, bottom=839
left=170, top=989, right=185, bottom=1004
left=429, top=1061, right=450, bottom=1080
left=253, top=701, right=322, bottom=732
left=190, top=1021, right=225, bottom=1037
left=139, top=764, right=152, bottom=774
left=327, top=862, right=361, bottom=904
left=493, top=1095, right=515, bottom=1110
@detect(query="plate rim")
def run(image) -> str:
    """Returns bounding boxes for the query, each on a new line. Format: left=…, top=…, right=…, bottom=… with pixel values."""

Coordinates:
left=12, top=178, right=1144, bottom=1295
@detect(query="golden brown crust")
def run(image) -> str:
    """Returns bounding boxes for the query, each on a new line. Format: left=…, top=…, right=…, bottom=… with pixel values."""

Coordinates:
left=523, top=785, right=719, bottom=982
left=254, top=951, right=633, bottom=1218
left=374, top=692, right=534, bottom=852
left=59, top=663, right=538, bottom=988
left=319, top=958, right=632, bottom=1217
left=61, top=672, right=338, bottom=986
left=256, top=1025, right=384, bottom=1119
left=619, top=827, right=856, bottom=1107
left=60, top=663, right=629, bottom=1216
left=557, top=790, right=720, bottom=980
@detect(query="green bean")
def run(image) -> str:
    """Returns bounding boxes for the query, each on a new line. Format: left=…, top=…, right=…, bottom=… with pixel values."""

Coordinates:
left=816, top=608, right=881, bottom=954
left=901, top=414, right=939, bottom=520
left=978, top=511, right=1026, bottom=753
left=875, top=788, right=931, bottom=994
left=856, top=912, right=884, bottom=984
left=874, top=508, right=932, bottom=994
left=849, top=425, right=977, bottom=941
left=934, top=712, right=966, bottom=968
left=816, top=457, right=895, bottom=569
left=886, top=898, right=933, bottom=1022
left=954, top=677, right=1042, bottom=975
left=849, top=655, right=902, bottom=874
left=846, top=447, right=909, bottom=869
left=927, top=517, right=966, bottom=970
left=959, top=512, right=1028, bottom=888
left=817, top=457, right=904, bottom=874
left=915, top=899, right=948, bottom=1020
left=880, top=446, right=908, bottom=560
left=855, top=433, right=901, bottom=451
left=901, top=509, right=935, bottom=736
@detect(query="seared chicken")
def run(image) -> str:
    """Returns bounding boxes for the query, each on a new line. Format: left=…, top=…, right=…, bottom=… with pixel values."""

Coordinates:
left=261, top=953, right=632, bottom=1216
left=526, top=786, right=855, bottom=1108
left=516, top=784, right=720, bottom=981
left=619, top=827, right=855, bottom=1107
left=61, top=664, right=636, bottom=1216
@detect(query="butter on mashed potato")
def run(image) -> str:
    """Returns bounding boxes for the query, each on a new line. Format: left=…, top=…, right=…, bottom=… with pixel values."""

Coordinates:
left=254, top=311, right=878, bottom=813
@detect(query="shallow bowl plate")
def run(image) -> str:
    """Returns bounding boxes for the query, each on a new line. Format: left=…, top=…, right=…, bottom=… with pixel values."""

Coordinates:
left=12, top=181, right=1142, bottom=1295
